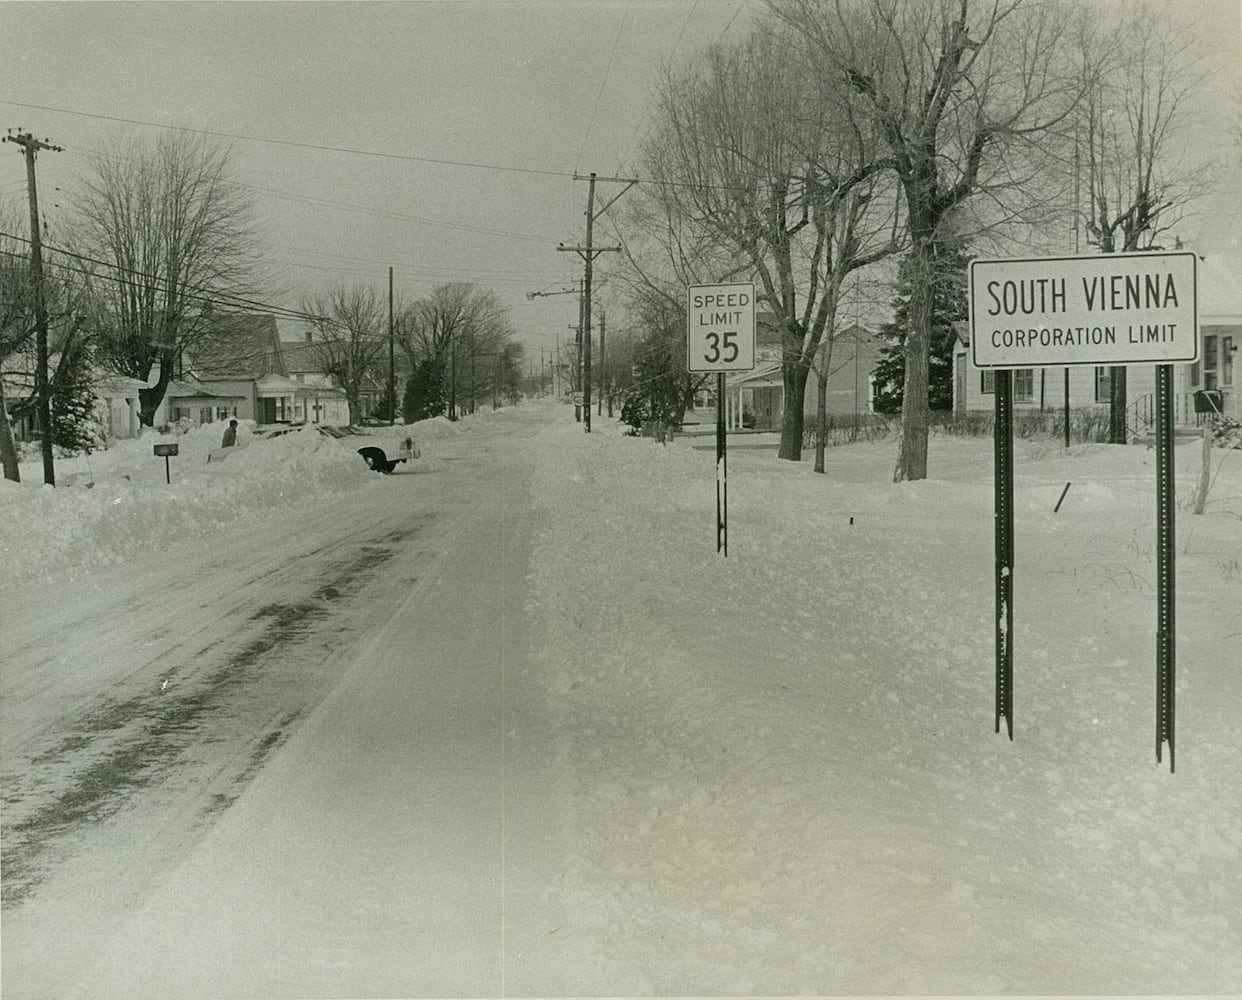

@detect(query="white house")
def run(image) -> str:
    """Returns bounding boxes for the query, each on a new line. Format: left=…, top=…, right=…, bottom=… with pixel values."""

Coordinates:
left=710, top=315, right=884, bottom=430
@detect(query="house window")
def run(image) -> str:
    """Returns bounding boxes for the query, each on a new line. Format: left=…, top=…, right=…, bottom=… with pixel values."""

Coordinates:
left=1222, top=337, right=1234, bottom=387
left=1204, top=335, right=1218, bottom=390
left=199, top=407, right=212, bottom=425
left=1095, top=366, right=1111, bottom=403
left=215, top=407, right=231, bottom=422
left=1014, top=369, right=1035, bottom=403
left=980, top=369, right=1033, bottom=400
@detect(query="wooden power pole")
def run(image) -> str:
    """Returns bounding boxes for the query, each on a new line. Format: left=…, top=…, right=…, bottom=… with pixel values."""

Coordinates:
left=4, top=131, right=63, bottom=485
left=559, top=172, right=634, bottom=433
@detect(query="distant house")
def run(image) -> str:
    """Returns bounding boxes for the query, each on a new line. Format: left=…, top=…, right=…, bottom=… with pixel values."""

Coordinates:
left=713, top=315, right=883, bottom=430
left=93, top=374, right=155, bottom=441
left=953, top=253, right=1240, bottom=426
left=3, top=317, right=159, bottom=444
left=172, top=313, right=293, bottom=425
left=164, top=377, right=247, bottom=427
left=275, top=322, right=351, bottom=425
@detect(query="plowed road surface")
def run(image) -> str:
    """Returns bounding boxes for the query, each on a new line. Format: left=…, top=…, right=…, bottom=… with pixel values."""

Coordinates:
left=2, top=418, right=578, bottom=998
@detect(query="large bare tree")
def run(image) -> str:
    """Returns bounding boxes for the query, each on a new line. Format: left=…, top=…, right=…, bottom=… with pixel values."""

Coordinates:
left=771, top=0, right=1082, bottom=480
left=636, top=23, right=898, bottom=461
left=302, top=284, right=388, bottom=426
left=70, top=131, right=260, bottom=427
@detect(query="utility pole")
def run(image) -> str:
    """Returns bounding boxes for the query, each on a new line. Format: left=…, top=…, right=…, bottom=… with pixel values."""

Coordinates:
left=527, top=283, right=583, bottom=409
left=558, top=171, right=634, bottom=433
left=388, top=266, right=396, bottom=425
left=5, top=131, right=63, bottom=486
left=449, top=327, right=457, bottom=420
left=598, top=308, right=607, bottom=417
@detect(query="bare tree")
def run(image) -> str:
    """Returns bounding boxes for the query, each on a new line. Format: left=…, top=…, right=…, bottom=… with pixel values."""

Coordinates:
left=399, top=283, right=513, bottom=420
left=635, top=23, right=898, bottom=461
left=302, top=285, right=387, bottom=426
left=0, top=226, right=35, bottom=481
left=1, top=219, right=93, bottom=480
left=772, top=0, right=1083, bottom=480
left=70, top=131, right=260, bottom=427
left=1071, top=2, right=1213, bottom=442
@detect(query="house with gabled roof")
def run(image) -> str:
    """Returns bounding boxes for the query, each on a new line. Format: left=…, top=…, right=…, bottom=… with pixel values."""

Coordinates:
left=275, top=323, right=351, bottom=425
left=165, top=312, right=344, bottom=426
left=713, top=315, right=884, bottom=430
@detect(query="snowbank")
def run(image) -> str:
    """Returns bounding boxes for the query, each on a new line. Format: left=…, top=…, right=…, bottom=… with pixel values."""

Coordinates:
left=523, top=414, right=1242, bottom=994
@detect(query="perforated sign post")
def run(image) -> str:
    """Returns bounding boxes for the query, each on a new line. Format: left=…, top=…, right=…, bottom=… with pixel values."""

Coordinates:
left=688, top=282, right=756, bottom=556
left=970, top=251, right=1196, bottom=770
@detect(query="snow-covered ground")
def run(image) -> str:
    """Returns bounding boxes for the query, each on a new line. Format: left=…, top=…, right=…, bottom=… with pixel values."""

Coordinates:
left=2, top=400, right=1240, bottom=996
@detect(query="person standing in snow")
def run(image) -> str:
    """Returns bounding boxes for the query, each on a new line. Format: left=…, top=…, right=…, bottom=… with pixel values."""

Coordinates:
left=221, top=419, right=238, bottom=448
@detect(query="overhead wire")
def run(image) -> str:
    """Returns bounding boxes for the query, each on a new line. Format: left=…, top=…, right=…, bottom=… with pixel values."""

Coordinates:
left=0, top=100, right=576, bottom=180
left=574, top=0, right=632, bottom=176
left=0, top=230, right=335, bottom=326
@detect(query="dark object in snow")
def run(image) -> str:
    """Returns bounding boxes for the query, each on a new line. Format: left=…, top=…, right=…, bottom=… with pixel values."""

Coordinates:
left=357, top=446, right=405, bottom=474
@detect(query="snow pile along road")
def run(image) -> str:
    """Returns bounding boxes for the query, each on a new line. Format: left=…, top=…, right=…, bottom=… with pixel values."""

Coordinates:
left=524, top=416, right=1241, bottom=995
left=0, top=423, right=382, bottom=586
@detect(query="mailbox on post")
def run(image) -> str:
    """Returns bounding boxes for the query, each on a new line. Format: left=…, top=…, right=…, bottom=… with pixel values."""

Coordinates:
left=153, top=442, right=178, bottom=484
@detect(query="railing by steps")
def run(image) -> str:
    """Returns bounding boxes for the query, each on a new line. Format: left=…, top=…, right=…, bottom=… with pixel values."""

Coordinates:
left=1127, top=392, right=1199, bottom=436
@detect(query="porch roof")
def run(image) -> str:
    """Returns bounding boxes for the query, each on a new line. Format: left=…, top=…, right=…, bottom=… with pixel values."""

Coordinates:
left=255, top=373, right=342, bottom=398
left=725, top=361, right=783, bottom=389
left=166, top=379, right=246, bottom=402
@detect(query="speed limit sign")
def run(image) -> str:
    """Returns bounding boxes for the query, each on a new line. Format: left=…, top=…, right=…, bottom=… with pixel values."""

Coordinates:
left=687, top=282, right=756, bottom=373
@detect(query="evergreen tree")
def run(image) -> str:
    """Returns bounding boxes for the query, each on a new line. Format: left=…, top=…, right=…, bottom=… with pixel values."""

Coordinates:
left=402, top=356, right=446, bottom=423
left=620, top=326, right=699, bottom=431
left=50, top=337, right=104, bottom=453
left=872, top=245, right=971, bottom=415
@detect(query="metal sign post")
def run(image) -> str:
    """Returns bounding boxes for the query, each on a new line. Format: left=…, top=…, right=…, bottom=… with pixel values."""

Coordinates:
left=1155, top=364, right=1176, bottom=770
left=716, top=372, right=727, bottom=555
left=994, top=371, right=1014, bottom=739
left=687, top=282, right=755, bottom=556
left=969, top=252, right=1196, bottom=767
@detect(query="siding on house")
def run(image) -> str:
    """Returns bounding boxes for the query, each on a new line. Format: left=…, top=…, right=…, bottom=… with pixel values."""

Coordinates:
left=717, top=322, right=882, bottom=429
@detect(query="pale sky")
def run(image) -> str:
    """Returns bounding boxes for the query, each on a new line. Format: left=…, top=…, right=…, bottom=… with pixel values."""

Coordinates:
left=2, top=0, right=1239, bottom=363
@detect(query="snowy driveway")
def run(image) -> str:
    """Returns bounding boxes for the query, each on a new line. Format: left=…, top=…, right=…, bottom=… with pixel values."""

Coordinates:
left=2, top=414, right=567, bottom=998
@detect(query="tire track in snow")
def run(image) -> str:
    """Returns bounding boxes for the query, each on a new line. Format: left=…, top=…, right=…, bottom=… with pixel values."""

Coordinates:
left=1, top=522, right=429, bottom=907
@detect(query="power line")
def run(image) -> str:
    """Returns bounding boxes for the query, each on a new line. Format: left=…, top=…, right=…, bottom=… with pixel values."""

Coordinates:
left=0, top=99, right=577, bottom=180
left=0, top=230, right=332, bottom=326
left=574, top=0, right=632, bottom=175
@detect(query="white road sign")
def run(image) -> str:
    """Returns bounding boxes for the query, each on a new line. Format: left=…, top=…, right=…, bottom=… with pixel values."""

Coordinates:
left=970, top=251, right=1197, bottom=368
left=687, top=282, right=756, bottom=373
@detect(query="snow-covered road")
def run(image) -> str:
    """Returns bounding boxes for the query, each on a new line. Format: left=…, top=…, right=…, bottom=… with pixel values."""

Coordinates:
left=3, top=402, right=1240, bottom=997
left=2, top=414, right=575, bottom=998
